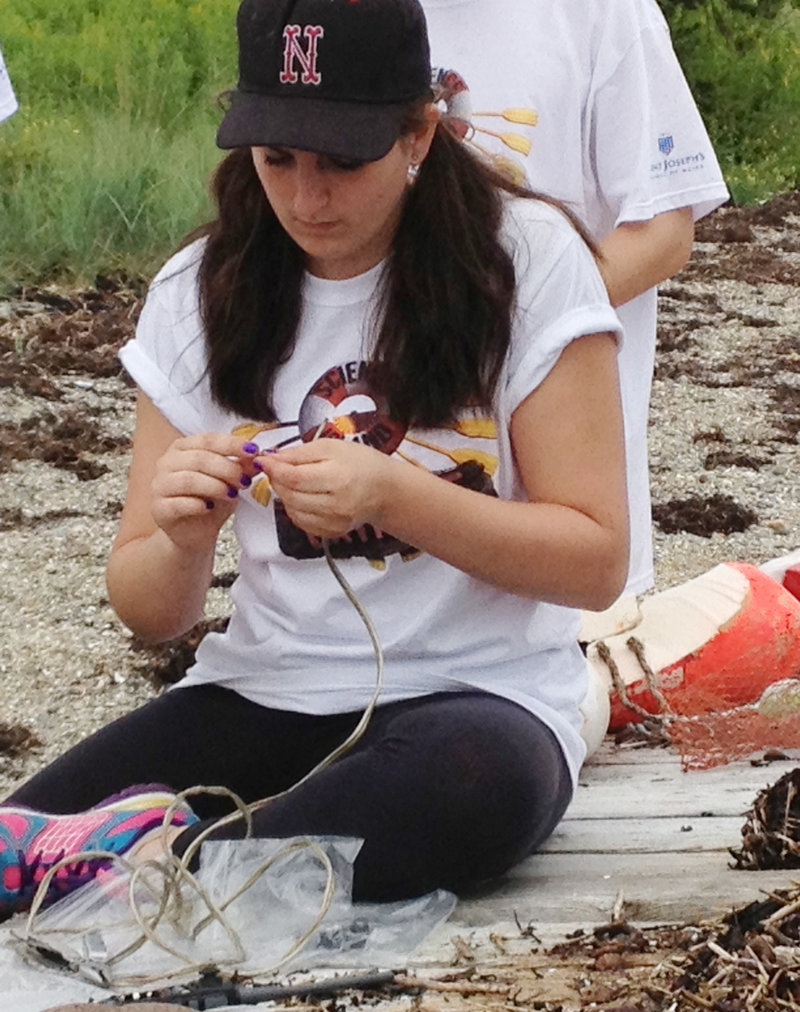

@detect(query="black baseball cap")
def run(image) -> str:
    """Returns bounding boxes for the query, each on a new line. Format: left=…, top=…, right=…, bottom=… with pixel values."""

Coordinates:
left=217, top=0, right=432, bottom=162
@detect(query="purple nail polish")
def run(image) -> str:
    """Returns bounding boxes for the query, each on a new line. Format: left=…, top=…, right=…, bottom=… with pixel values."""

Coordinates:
left=226, top=487, right=238, bottom=499
left=205, top=500, right=215, bottom=510
left=240, top=474, right=252, bottom=488
left=252, top=461, right=264, bottom=472
left=242, top=442, right=259, bottom=454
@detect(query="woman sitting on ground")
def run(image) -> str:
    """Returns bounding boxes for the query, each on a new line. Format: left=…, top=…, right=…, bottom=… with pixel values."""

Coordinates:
left=0, top=0, right=627, bottom=917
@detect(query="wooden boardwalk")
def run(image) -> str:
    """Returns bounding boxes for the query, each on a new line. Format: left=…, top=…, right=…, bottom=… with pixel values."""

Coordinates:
left=11, top=741, right=800, bottom=1010
left=416, top=740, right=800, bottom=961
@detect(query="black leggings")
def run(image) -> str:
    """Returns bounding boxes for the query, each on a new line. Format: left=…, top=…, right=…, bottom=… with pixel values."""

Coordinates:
left=7, top=686, right=572, bottom=902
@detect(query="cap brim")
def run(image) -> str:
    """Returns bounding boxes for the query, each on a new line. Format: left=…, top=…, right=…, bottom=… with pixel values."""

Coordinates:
left=217, top=91, right=407, bottom=162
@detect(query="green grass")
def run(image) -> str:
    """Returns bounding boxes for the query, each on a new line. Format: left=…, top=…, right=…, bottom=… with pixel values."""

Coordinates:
left=1, top=0, right=237, bottom=285
left=666, top=0, right=800, bottom=203
left=0, top=0, right=798, bottom=284
left=0, top=107, right=221, bottom=284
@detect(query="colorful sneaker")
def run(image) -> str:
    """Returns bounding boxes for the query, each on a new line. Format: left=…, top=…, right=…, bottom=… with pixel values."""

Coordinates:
left=0, top=785, right=198, bottom=918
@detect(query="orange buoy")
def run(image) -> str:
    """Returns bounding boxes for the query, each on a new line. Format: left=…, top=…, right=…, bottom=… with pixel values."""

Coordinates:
left=587, top=562, right=800, bottom=730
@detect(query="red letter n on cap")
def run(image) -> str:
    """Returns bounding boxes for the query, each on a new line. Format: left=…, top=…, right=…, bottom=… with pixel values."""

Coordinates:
left=280, top=25, right=325, bottom=85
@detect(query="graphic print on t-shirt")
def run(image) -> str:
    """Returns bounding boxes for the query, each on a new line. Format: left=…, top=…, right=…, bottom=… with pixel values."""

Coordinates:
left=233, top=359, right=499, bottom=566
left=432, top=67, right=537, bottom=185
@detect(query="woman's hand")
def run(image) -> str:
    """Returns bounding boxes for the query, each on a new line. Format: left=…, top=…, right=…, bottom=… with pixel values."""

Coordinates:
left=109, top=395, right=266, bottom=641
left=257, top=438, right=394, bottom=539
left=151, top=433, right=262, bottom=552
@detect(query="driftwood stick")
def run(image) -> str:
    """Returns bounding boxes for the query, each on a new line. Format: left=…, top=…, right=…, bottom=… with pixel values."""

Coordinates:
left=677, top=989, right=715, bottom=1009
left=394, top=973, right=511, bottom=996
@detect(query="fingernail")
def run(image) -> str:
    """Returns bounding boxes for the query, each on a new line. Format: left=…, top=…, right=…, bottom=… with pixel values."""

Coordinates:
left=205, top=500, right=215, bottom=510
left=242, top=442, right=259, bottom=454
left=240, top=474, right=252, bottom=488
left=252, top=460, right=264, bottom=472
left=226, top=487, right=238, bottom=499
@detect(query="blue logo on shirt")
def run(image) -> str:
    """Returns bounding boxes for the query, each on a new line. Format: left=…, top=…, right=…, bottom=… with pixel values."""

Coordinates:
left=658, top=134, right=674, bottom=157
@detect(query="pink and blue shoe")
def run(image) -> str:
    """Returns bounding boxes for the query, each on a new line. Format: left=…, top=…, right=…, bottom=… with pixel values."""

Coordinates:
left=0, top=785, right=198, bottom=918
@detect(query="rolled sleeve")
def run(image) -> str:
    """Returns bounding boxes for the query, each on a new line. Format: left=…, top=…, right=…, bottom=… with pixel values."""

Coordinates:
left=118, top=240, right=230, bottom=435
left=504, top=208, right=622, bottom=416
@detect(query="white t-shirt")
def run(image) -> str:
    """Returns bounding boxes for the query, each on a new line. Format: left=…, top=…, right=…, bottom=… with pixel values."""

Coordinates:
left=121, top=198, right=621, bottom=786
left=0, top=45, right=17, bottom=123
left=420, top=0, right=729, bottom=593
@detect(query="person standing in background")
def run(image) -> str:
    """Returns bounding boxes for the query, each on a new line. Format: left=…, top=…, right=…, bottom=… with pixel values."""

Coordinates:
left=420, top=0, right=729, bottom=615
left=0, top=43, right=18, bottom=123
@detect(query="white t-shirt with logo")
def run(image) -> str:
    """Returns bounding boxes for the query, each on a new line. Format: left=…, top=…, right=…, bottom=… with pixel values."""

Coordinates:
left=420, top=0, right=729, bottom=593
left=0, top=45, right=17, bottom=123
left=120, top=198, right=622, bottom=786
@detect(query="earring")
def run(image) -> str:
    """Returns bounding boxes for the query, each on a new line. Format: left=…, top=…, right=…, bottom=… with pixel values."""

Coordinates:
left=407, top=155, right=421, bottom=182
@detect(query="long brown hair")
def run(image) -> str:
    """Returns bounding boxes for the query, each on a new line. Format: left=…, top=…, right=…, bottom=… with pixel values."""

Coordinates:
left=189, top=106, right=595, bottom=426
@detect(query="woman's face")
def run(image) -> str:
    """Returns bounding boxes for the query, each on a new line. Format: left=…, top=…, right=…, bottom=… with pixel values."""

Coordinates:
left=251, top=115, right=435, bottom=280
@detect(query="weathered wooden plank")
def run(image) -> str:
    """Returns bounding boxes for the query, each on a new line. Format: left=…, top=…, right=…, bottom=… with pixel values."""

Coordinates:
left=577, top=759, right=792, bottom=790
left=567, top=784, right=750, bottom=819
left=452, top=850, right=800, bottom=929
left=587, top=742, right=800, bottom=769
left=566, top=760, right=788, bottom=819
left=412, top=920, right=606, bottom=962
left=544, top=815, right=745, bottom=853
left=588, top=742, right=800, bottom=765
left=584, top=742, right=679, bottom=766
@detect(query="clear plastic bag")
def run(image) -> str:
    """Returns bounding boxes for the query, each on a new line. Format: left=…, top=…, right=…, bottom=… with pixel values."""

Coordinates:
left=13, top=835, right=455, bottom=994
left=0, top=924, right=109, bottom=1011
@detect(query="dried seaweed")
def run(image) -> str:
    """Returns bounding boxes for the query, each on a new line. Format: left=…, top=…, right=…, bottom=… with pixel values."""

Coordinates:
left=130, top=617, right=231, bottom=686
left=731, top=769, right=800, bottom=870
left=0, top=721, right=42, bottom=757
